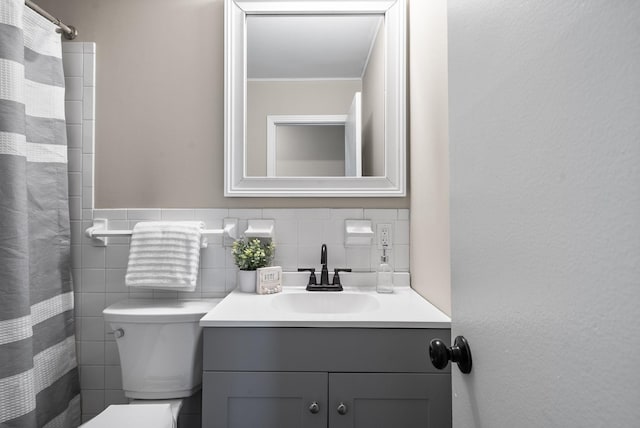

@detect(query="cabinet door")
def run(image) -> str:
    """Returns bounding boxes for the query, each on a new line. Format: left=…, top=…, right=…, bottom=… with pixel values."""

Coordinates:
left=329, top=373, right=451, bottom=428
left=202, top=371, right=328, bottom=428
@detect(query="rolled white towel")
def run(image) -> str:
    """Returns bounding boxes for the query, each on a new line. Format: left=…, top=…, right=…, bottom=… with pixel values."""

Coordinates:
left=125, top=221, right=204, bottom=292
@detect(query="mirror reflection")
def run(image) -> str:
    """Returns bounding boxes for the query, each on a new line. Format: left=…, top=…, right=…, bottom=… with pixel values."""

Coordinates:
left=246, top=14, right=385, bottom=178
left=271, top=123, right=347, bottom=177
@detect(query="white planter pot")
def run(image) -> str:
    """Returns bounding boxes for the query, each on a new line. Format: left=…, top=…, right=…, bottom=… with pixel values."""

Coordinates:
left=237, top=270, right=257, bottom=293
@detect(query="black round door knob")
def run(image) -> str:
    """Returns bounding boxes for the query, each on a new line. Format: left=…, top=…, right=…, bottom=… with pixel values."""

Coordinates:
left=429, top=335, right=473, bottom=374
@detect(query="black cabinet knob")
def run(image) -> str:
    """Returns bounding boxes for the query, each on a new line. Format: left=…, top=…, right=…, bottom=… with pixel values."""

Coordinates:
left=337, top=402, right=348, bottom=415
left=429, top=335, right=473, bottom=374
left=308, top=402, right=320, bottom=414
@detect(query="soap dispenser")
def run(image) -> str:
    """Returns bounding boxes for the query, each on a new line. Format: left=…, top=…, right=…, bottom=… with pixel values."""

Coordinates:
left=376, top=245, right=393, bottom=293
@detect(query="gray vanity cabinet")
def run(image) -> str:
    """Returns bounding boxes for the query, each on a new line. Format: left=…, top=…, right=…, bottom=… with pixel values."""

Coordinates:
left=202, top=327, right=451, bottom=428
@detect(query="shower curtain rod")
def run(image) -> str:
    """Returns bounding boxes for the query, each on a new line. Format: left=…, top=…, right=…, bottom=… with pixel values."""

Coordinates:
left=25, top=0, right=77, bottom=40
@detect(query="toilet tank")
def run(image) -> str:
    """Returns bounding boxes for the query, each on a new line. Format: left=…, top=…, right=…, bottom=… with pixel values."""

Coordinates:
left=103, top=299, right=220, bottom=399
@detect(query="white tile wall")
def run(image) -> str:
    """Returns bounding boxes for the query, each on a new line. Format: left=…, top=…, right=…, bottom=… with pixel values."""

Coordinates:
left=63, top=42, right=411, bottom=428
left=86, top=207, right=410, bottom=292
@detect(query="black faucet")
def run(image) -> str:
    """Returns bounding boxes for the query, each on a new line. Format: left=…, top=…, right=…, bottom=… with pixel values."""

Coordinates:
left=298, top=244, right=351, bottom=291
left=320, top=244, right=329, bottom=285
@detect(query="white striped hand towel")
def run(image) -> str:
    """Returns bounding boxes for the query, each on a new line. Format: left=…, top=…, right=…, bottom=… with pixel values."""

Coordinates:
left=125, top=221, right=205, bottom=292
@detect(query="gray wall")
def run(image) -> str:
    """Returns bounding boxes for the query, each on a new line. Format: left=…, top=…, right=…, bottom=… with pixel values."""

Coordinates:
left=449, top=0, right=640, bottom=426
left=37, top=0, right=408, bottom=209
left=361, top=22, right=385, bottom=177
left=409, top=0, right=451, bottom=315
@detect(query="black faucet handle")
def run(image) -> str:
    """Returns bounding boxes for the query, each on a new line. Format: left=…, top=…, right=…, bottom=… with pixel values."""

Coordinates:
left=332, top=268, right=352, bottom=286
left=298, top=268, right=317, bottom=285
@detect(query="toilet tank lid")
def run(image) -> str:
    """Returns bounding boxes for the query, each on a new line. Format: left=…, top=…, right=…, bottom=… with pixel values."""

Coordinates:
left=103, top=299, right=221, bottom=323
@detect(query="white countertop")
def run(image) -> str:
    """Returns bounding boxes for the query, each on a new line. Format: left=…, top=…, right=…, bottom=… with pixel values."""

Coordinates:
left=199, top=285, right=451, bottom=328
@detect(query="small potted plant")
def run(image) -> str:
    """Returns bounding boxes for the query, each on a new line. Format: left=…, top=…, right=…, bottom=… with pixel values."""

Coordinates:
left=232, top=238, right=275, bottom=292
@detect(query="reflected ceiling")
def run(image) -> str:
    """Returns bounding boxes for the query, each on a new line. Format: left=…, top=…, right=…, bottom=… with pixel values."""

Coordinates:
left=247, top=15, right=383, bottom=79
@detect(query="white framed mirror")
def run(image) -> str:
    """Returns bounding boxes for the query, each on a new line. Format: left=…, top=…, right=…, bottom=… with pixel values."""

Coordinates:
left=224, top=0, right=406, bottom=197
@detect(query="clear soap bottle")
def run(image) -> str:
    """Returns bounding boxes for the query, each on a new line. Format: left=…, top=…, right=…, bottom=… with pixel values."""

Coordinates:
left=376, top=246, right=394, bottom=293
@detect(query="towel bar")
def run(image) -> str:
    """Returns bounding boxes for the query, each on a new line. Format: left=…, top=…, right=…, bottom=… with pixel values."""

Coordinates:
left=85, top=218, right=238, bottom=246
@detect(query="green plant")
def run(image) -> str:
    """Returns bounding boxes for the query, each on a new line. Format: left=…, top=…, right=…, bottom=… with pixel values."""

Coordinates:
left=232, top=238, right=275, bottom=271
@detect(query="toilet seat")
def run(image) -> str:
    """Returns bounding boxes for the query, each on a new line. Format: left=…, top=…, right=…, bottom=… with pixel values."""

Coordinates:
left=80, top=399, right=183, bottom=428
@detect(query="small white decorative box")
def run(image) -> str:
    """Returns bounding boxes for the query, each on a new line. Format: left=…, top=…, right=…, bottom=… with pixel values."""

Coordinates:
left=256, top=266, right=282, bottom=295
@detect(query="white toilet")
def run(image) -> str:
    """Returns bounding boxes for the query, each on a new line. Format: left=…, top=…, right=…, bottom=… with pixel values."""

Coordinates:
left=81, top=298, right=220, bottom=428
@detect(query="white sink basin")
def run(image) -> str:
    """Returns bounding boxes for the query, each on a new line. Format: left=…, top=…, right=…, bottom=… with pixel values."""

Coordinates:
left=271, top=292, right=380, bottom=314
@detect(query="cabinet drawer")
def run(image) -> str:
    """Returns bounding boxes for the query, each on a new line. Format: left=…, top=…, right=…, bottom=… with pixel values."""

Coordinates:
left=203, top=327, right=450, bottom=373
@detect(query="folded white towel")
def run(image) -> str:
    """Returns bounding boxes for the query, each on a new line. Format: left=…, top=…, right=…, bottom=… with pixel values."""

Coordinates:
left=125, top=221, right=204, bottom=292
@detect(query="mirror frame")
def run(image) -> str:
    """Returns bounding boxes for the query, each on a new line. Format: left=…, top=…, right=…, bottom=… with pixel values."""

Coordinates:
left=224, top=0, right=406, bottom=197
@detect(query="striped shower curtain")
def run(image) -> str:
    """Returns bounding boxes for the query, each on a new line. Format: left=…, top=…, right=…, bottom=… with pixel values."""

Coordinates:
left=0, top=1, right=81, bottom=427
